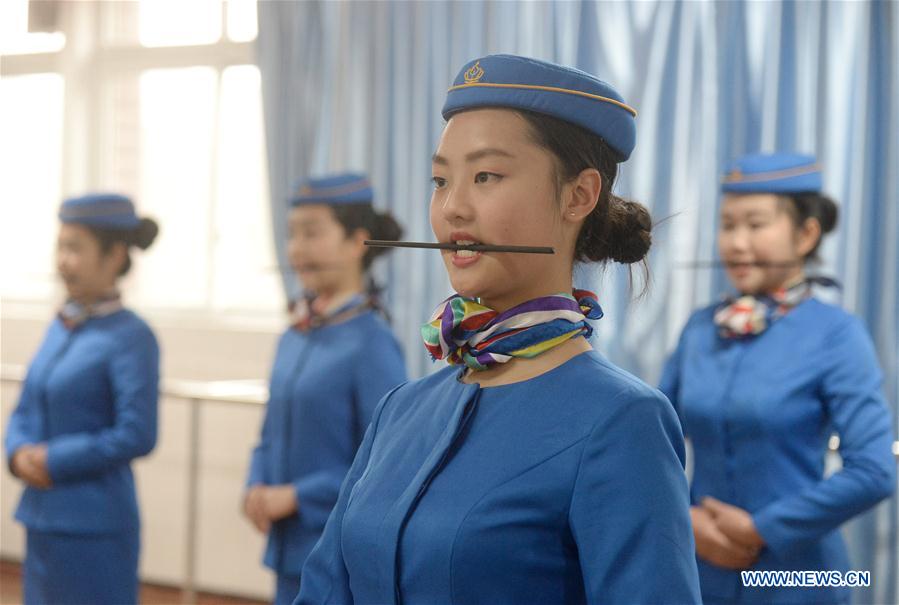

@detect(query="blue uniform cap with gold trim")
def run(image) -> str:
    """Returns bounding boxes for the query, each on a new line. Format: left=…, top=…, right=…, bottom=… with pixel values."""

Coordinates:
left=290, top=173, right=374, bottom=207
left=58, top=193, right=140, bottom=229
left=442, top=54, right=637, bottom=162
left=721, top=153, right=822, bottom=194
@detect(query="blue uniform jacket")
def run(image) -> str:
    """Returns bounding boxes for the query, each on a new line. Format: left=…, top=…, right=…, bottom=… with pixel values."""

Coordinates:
left=296, top=350, right=702, bottom=604
left=660, top=298, right=896, bottom=604
left=246, top=310, right=407, bottom=577
left=4, top=310, right=159, bottom=534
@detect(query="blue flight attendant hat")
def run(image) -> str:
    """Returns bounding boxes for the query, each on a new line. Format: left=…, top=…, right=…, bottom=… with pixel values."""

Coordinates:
left=58, top=193, right=141, bottom=229
left=442, top=54, right=637, bottom=162
left=721, top=153, right=822, bottom=194
left=290, top=173, right=374, bottom=207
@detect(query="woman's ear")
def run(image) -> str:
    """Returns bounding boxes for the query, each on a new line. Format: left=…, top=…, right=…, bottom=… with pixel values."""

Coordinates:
left=101, top=241, right=129, bottom=277
left=563, top=168, right=602, bottom=223
left=349, top=227, right=371, bottom=260
left=795, top=217, right=822, bottom=258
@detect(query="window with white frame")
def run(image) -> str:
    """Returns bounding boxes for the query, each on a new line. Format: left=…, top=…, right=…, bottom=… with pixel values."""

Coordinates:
left=0, top=0, right=282, bottom=316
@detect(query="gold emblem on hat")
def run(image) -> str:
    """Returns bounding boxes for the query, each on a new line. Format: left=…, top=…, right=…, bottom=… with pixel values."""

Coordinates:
left=725, top=168, right=742, bottom=182
left=463, top=61, right=485, bottom=84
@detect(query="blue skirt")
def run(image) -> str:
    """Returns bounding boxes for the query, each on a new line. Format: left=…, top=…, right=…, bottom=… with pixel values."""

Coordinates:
left=24, top=529, right=140, bottom=605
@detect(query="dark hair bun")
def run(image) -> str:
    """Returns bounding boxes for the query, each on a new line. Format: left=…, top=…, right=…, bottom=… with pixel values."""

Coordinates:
left=576, top=196, right=652, bottom=265
left=605, top=198, right=652, bottom=264
left=133, top=218, right=159, bottom=250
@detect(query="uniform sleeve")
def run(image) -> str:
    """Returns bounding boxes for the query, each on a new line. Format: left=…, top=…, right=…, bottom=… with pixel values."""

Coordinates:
left=294, top=386, right=399, bottom=605
left=569, top=391, right=702, bottom=605
left=659, top=334, right=684, bottom=424
left=247, top=338, right=282, bottom=488
left=4, top=372, right=43, bottom=473
left=352, top=332, right=406, bottom=434
left=45, top=327, right=159, bottom=483
left=5, top=325, right=58, bottom=471
left=246, top=397, right=274, bottom=488
left=752, top=317, right=896, bottom=557
left=659, top=312, right=698, bottom=429
left=292, top=333, right=406, bottom=530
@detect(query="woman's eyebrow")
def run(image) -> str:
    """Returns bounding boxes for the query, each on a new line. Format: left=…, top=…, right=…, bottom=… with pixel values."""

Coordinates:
left=432, top=148, right=516, bottom=165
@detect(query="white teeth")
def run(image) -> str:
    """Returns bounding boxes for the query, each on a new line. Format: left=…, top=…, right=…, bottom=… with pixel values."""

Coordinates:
left=453, top=240, right=480, bottom=258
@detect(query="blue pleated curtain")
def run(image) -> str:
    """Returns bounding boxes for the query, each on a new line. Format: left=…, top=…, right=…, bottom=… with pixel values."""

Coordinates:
left=257, top=2, right=898, bottom=602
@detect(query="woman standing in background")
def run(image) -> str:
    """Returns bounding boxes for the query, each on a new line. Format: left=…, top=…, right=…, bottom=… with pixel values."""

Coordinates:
left=5, top=193, right=160, bottom=605
left=243, top=173, right=407, bottom=604
left=660, top=153, right=896, bottom=604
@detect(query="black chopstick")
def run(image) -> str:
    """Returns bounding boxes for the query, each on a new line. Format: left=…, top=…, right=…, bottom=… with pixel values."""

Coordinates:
left=364, top=240, right=555, bottom=254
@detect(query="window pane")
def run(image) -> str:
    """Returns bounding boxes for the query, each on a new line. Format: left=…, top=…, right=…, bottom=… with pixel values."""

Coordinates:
left=139, top=0, right=222, bottom=47
left=226, top=0, right=257, bottom=42
left=0, top=74, right=65, bottom=301
left=213, top=65, right=281, bottom=312
left=0, top=0, right=65, bottom=55
left=136, top=67, right=217, bottom=309
left=101, top=73, right=142, bottom=195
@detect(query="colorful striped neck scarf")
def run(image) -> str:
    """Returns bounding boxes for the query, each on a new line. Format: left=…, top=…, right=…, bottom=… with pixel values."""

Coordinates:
left=291, top=292, right=375, bottom=332
left=422, top=290, right=604, bottom=371
left=713, top=276, right=836, bottom=339
left=59, top=291, right=123, bottom=330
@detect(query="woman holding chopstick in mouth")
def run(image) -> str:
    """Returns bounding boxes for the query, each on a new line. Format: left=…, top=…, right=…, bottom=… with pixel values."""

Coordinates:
left=294, top=55, right=701, bottom=604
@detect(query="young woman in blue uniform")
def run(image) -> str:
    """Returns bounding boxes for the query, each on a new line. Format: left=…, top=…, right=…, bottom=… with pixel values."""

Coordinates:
left=660, top=153, right=896, bottom=604
left=294, top=55, right=701, bottom=604
left=243, top=173, right=408, bottom=604
left=5, top=193, right=160, bottom=605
